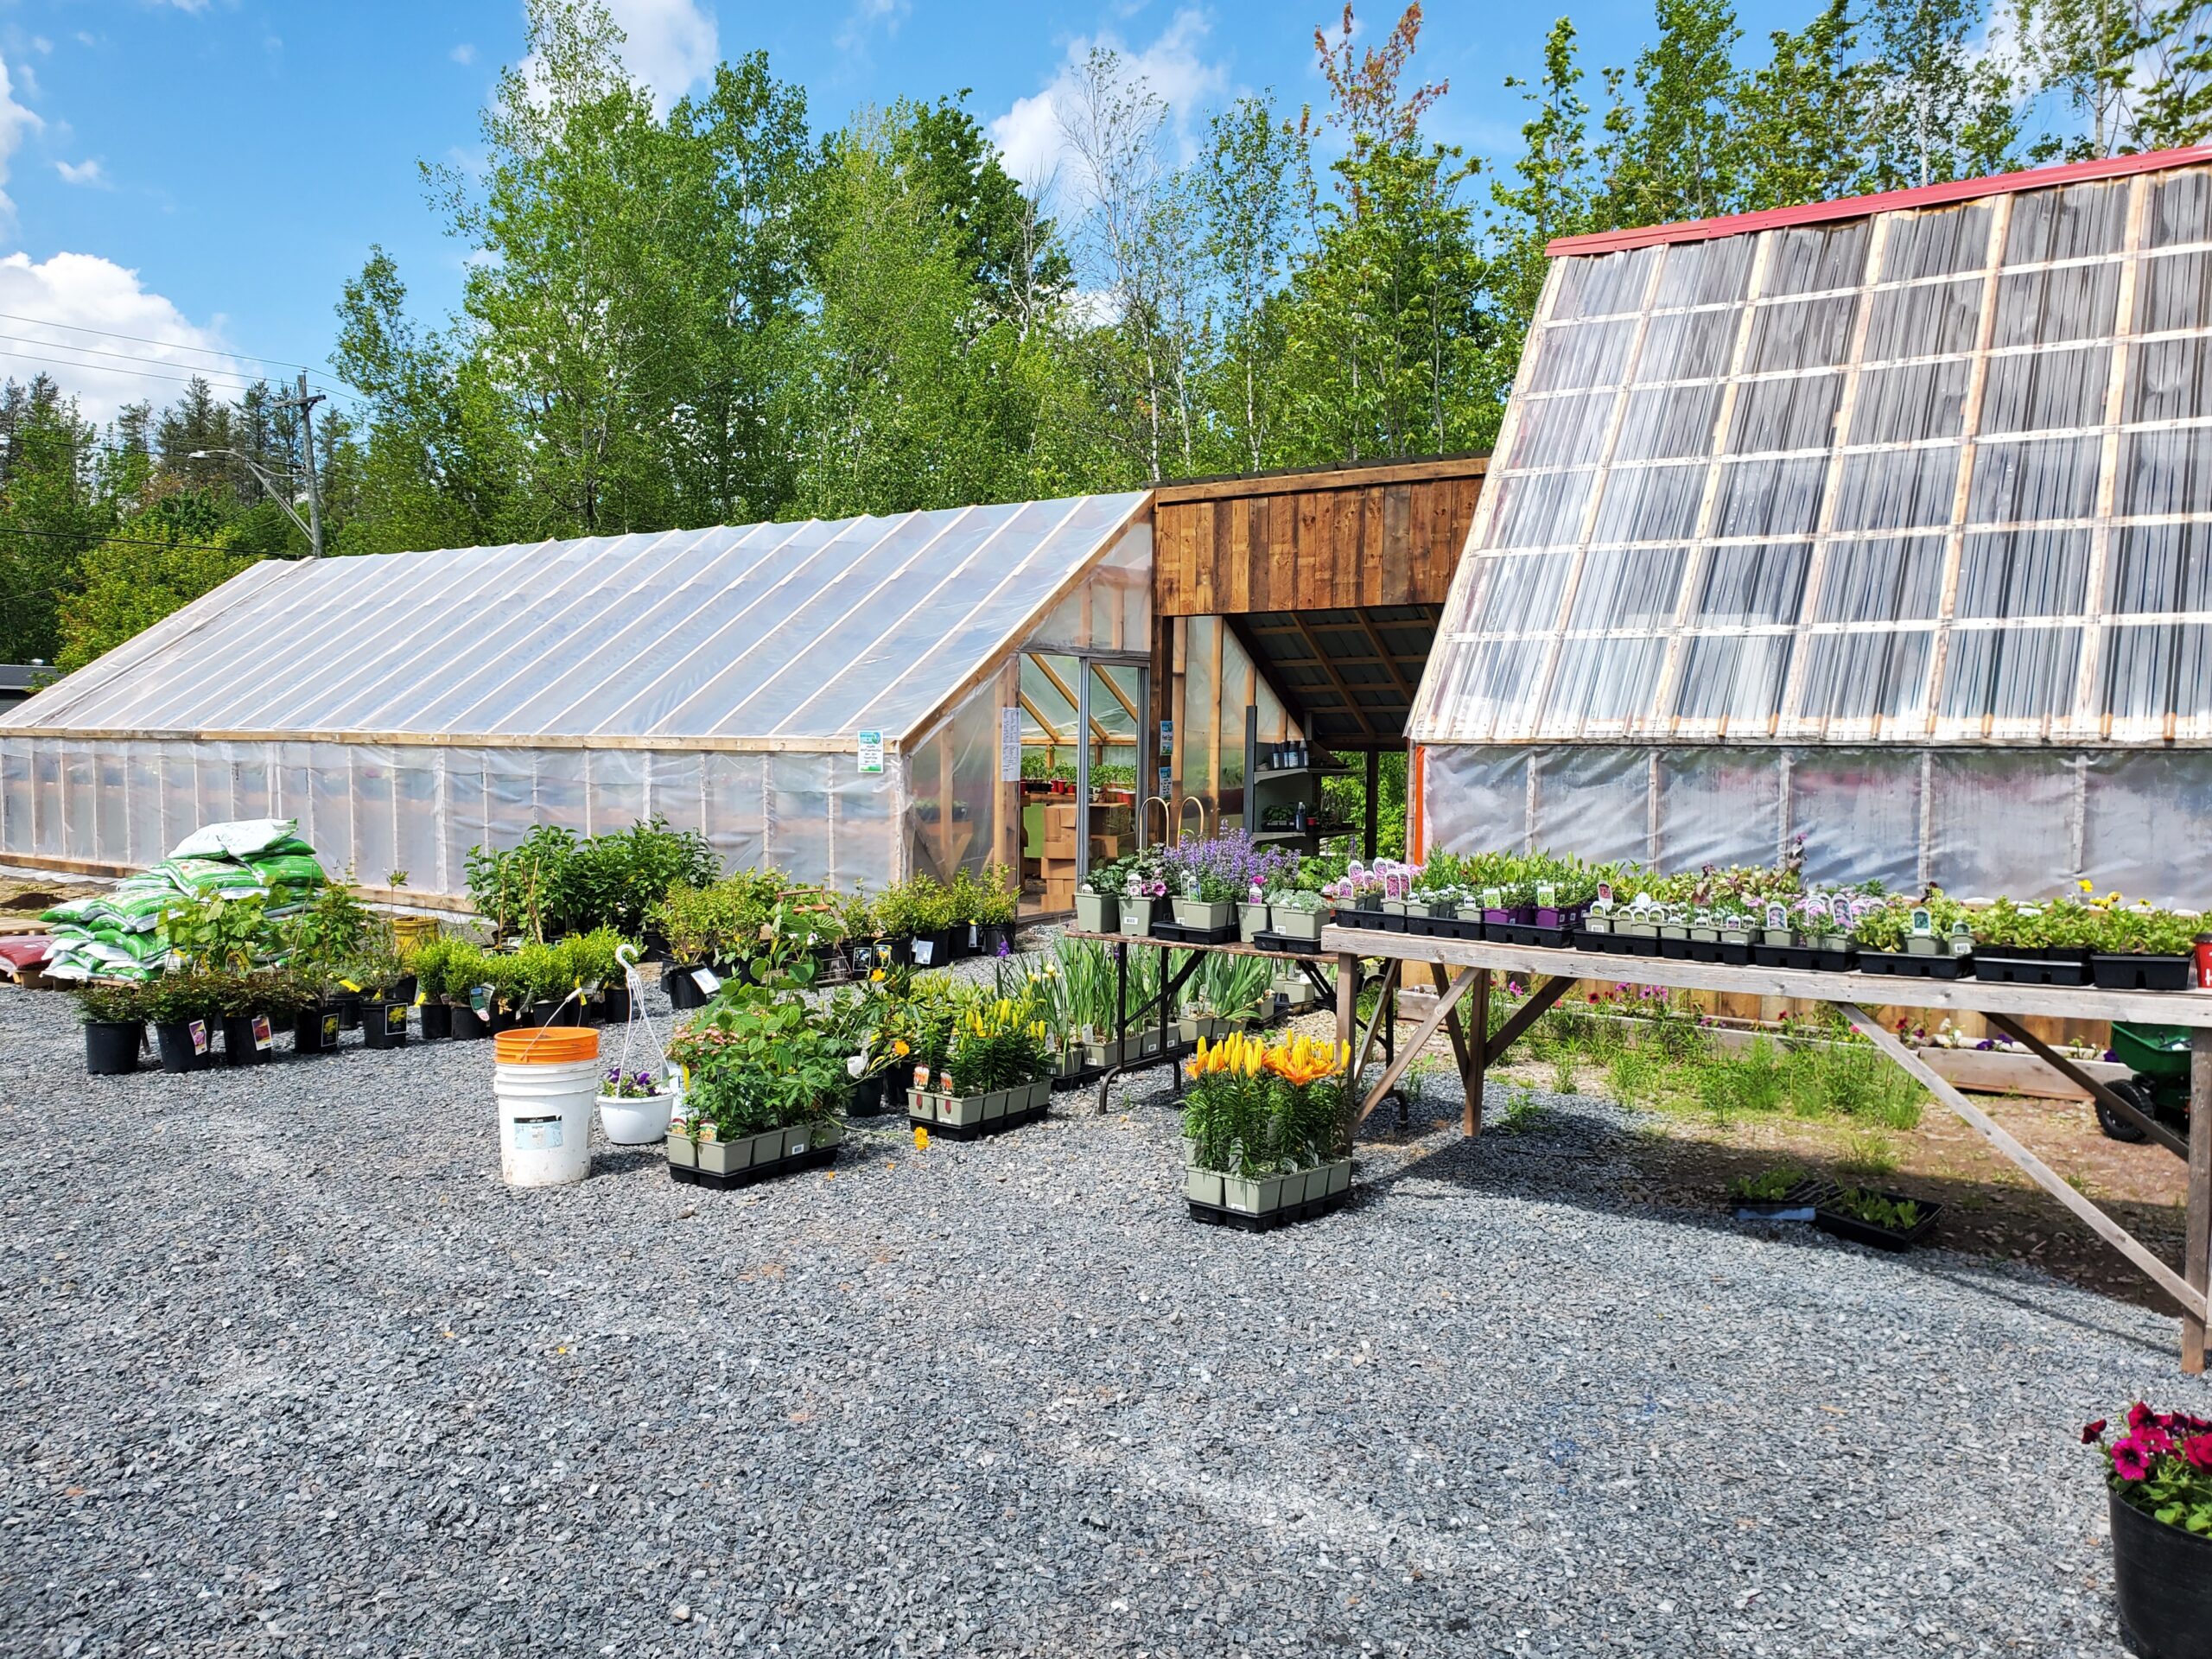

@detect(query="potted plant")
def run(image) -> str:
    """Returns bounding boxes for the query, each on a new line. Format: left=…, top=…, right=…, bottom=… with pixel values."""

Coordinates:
left=1170, top=856, right=1241, bottom=935
left=1270, top=888, right=1326, bottom=944
left=1076, top=858, right=1125, bottom=934
left=345, top=945, right=415, bottom=1049
left=664, top=940, right=847, bottom=1185
left=2094, top=903, right=2200, bottom=991
left=77, top=981, right=149, bottom=1076
left=2084, top=1403, right=2212, bottom=1657
left=1180, top=1032, right=1353, bottom=1227
left=408, top=935, right=458, bottom=1039
left=143, top=970, right=220, bottom=1072
left=1239, top=880, right=1270, bottom=943
left=598, top=1065, right=672, bottom=1146
left=1120, top=853, right=1170, bottom=938
left=970, top=862, right=1020, bottom=957
left=441, top=940, right=496, bottom=1040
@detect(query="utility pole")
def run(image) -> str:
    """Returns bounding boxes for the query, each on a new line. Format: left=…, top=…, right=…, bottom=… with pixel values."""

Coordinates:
left=281, top=372, right=326, bottom=558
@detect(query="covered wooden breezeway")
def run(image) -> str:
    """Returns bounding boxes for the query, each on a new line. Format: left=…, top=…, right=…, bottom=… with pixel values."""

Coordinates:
left=1147, top=454, right=1485, bottom=849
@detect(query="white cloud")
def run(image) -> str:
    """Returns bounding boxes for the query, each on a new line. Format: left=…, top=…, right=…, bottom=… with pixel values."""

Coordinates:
left=989, top=8, right=1227, bottom=193
left=54, top=157, right=105, bottom=188
left=836, top=0, right=909, bottom=54
left=149, top=0, right=211, bottom=12
left=451, top=41, right=476, bottom=66
left=0, top=251, right=255, bottom=423
left=0, top=55, right=43, bottom=223
left=605, top=0, right=717, bottom=112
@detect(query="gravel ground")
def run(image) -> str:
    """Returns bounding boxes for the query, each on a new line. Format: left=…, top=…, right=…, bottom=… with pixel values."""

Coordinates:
left=2, top=965, right=2204, bottom=1659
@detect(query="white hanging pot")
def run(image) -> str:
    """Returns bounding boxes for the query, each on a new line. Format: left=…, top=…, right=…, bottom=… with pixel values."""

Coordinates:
left=598, top=1091, right=675, bottom=1146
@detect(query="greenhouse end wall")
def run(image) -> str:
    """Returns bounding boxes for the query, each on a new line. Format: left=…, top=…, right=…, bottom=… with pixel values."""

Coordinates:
left=1420, top=741, right=2212, bottom=906
left=0, top=734, right=899, bottom=897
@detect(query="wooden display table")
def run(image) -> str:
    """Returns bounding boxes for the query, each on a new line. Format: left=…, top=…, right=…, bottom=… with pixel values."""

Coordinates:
left=1322, top=922, right=2212, bottom=1373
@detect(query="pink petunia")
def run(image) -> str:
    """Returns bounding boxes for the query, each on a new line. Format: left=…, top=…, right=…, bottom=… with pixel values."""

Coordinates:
left=2112, top=1436, right=2155, bottom=1481
left=2129, top=1402, right=2157, bottom=1433
left=2140, top=1425, right=2177, bottom=1456
left=2082, top=1419, right=2107, bottom=1444
left=2183, top=1434, right=2212, bottom=1472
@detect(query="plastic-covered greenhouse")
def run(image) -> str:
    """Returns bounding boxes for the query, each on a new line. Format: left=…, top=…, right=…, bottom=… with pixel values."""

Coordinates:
left=0, top=493, right=1151, bottom=897
left=1410, top=146, right=2212, bottom=904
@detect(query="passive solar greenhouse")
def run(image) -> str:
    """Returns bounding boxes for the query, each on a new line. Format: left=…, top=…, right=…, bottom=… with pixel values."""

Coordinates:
left=1411, top=148, right=2212, bottom=904
left=0, top=493, right=1152, bottom=897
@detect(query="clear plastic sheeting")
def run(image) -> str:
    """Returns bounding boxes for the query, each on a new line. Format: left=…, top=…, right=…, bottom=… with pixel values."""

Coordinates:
left=1420, top=741, right=2212, bottom=906
left=4, top=493, right=1146, bottom=745
left=1413, top=159, right=2212, bottom=748
left=0, top=491, right=1147, bottom=894
left=0, top=735, right=900, bottom=895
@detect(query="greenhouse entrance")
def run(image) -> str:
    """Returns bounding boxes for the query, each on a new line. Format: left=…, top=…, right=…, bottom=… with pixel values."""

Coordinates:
left=1016, top=652, right=1147, bottom=918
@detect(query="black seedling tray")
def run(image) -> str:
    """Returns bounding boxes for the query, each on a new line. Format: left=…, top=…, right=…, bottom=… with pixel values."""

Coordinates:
left=1249, top=930, right=1325, bottom=956
left=1678, top=938, right=1754, bottom=965
left=1731, top=1177, right=1834, bottom=1223
left=2091, top=953, right=2195, bottom=991
left=906, top=1099, right=1052, bottom=1142
left=1751, top=944, right=1852, bottom=972
left=1814, top=1190, right=1942, bottom=1252
left=1150, top=920, right=1242, bottom=947
left=1855, top=950, right=1972, bottom=980
left=1490, top=923, right=1573, bottom=949
left=1187, top=1185, right=1352, bottom=1234
left=1972, top=952, right=2087, bottom=986
left=670, top=1141, right=840, bottom=1190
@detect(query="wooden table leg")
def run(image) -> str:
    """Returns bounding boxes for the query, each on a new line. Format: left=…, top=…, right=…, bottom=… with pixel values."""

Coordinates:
left=2190, top=1028, right=2212, bottom=1373
left=1335, top=950, right=1358, bottom=1069
left=1464, top=969, right=1491, bottom=1137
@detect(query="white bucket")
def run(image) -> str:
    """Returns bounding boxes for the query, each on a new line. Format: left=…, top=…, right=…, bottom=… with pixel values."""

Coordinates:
left=597, top=1092, right=675, bottom=1146
left=494, top=1056, right=600, bottom=1185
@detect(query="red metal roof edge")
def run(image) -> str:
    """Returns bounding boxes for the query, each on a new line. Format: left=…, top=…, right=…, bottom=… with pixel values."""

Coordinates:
left=1544, top=145, right=2212, bottom=258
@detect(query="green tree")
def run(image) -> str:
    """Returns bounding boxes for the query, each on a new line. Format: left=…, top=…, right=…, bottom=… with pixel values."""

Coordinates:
left=1279, top=4, right=1492, bottom=461
left=1733, top=0, right=1875, bottom=207
left=1598, top=0, right=1746, bottom=227
left=1195, top=93, right=1303, bottom=474
left=1862, top=0, right=2024, bottom=188
left=0, top=379, right=106, bottom=664
left=54, top=493, right=248, bottom=672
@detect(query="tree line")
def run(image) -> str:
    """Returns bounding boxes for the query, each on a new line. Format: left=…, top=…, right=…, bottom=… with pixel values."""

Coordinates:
left=3, top=0, right=2207, bottom=670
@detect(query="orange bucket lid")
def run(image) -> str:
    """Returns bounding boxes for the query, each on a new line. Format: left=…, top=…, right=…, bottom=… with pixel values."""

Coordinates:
left=493, top=1026, right=601, bottom=1065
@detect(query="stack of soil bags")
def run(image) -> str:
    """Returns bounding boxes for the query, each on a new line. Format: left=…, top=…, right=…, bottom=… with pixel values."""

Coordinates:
left=39, top=818, right=327, bottom=982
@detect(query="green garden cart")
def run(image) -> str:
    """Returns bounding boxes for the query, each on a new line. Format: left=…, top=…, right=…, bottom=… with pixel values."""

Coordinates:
left=2097, top=1022, right=2193, bottom=1143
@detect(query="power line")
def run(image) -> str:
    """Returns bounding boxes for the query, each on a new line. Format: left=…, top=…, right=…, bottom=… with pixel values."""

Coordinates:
left=0, top=330, right=307, bottom=385
left=0, top=347, right=271, bottom=396
left=0, top=309, right=323, bottom=377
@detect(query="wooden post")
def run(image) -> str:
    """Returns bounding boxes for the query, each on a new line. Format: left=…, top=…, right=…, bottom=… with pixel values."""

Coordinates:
left=1335, top=950, right=1359, bottom=1096
left=2190, top=1027, right=2212, bottom=1372
left=1363, top=748, right=1379, bottom=860
left=1464, top=969, right=1491, bottom=1136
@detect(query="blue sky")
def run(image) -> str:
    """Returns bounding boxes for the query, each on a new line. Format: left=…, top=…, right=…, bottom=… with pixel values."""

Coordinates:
left=0, top=0, right=1816, bottom=425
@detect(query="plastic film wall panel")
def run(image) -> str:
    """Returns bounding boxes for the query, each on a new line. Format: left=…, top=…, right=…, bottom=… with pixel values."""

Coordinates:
left=1421, top=741, right=2212, bottom=906
left=1413, top=161, right=2212, bottom=751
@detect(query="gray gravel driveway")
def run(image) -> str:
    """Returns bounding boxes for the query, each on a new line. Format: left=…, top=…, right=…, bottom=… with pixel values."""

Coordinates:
left=0, top=982, right=2194, bottom=1656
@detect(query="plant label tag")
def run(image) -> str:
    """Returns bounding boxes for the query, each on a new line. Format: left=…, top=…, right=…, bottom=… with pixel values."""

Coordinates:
left=1804, top=893, right=1831, bottom=919
left=1535, top=882, right=1558, bottom=910
left=340, top=979, right=361, bottom=994
left=856, top=730, right=884, bottom=773
left=188, top=1019, right=208, bottom=1055
left=1765, top=902, right=1788, bottom=931
left=1595, top=881, right=1613, bottom=908
left=386, top=1005, right=408, bottom=1033
left=512, top=1115, right=563, bottom=1152
left=967, top=924, right=979, bottom=949
left=691, top=967, right=721, bottom=994
left=1910, top=906, right=1933, bottom=937
left=471, top=984, right=492, bottom=1012
left=321, top=1013, right=340, bottom=1047
left=1482, top=887, right=1503, bottom=911
left=913, top=1063, right=931, bottom=1090
left=251, top=1014, right=273, bottom=1052
left=416, top=990, right=428, bottom=1006
left=912, top=939, right=934, bottom=965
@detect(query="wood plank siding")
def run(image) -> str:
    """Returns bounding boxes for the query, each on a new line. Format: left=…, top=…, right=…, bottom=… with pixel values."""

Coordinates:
left=1152, top=455, right=1486, bottom=617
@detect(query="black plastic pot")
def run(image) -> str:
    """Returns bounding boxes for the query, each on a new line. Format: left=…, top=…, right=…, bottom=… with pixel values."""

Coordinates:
left=361, top=1000, right=410, bottom=1050
left=219, top=1013, right=270, bottom=1067
left=1974, top=950, right=2087, bottom=986
left=448, top=1001, right=491, bottom=1041
left=84, top=1020, right=143, bottom=1076
left=849, top=1076, right=887, bottom=1116
left=524, top=998, right=582, bottom=1027
left=293, top=1005, right=342, bottom=1056
left=2112, top=1484, right=2212, bottom=1659
left=1855, top=950, right=1972, bottom=980
left=155, top=1019, right=213, bottom=1073
left=327, top=990, right=362, bottom=1032
left=601, top=985, right=632, bottom=1025
left=2092, top=952, right=2194, bottom=992
left=903, top=930, right=954, bottom=969
left=419, top=1001, right=453, bottom=1040
left=665, top=963, right=712, bottom=1010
